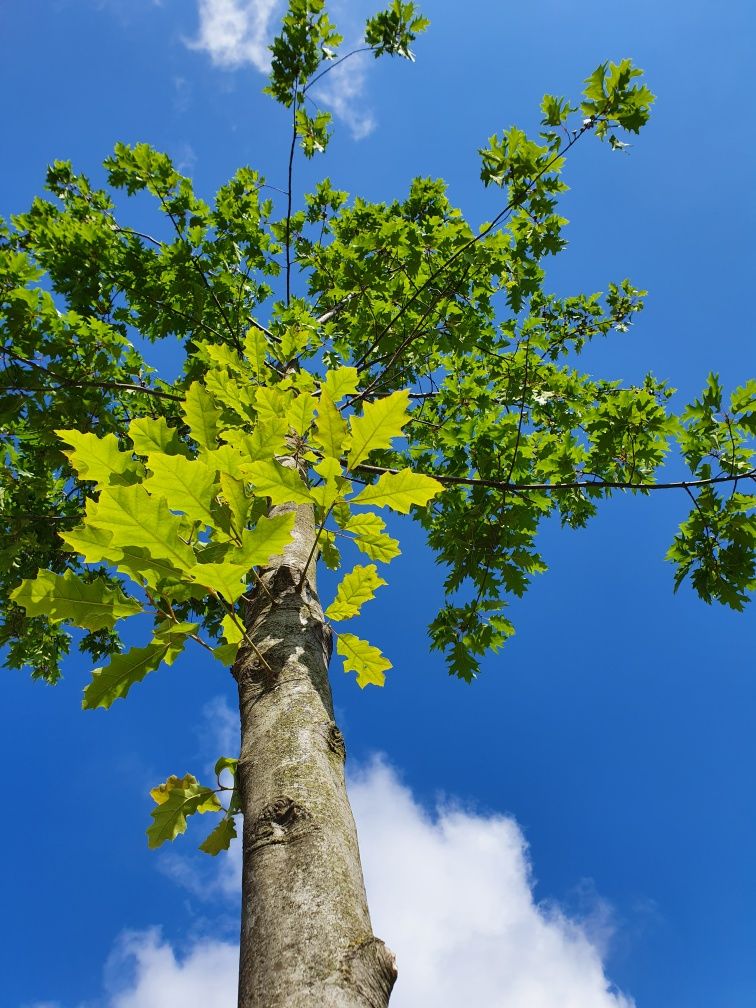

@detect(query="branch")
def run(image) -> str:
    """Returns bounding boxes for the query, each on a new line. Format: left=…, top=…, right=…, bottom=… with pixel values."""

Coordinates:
left=353, top=118, right=599, bottom=374
left=354, top=463, right=756, bottom=495
left=0, top=381, right=182, bottom=401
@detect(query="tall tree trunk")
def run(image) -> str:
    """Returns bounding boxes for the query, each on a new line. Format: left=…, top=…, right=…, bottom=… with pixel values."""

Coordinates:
left=234, top=500, right=397, bottom=1008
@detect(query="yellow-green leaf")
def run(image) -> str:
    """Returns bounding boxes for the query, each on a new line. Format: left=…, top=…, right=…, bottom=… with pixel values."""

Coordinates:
left=244, top=460, right=313, bottom=504
left=255, top=386, right=293, bottom=423
left=11, top=569, right=141, bottom=630
left=320, top=529, right=341, bottom=570
left=129, top=416, right=184, bottom=456
left=353, top=531, right=401, bottom=562
left=313, top=391, right=350, bottom=460
left=183, top=382, right=221, bottom=450
left=286, top=393, right=318, bottom=436
left=337, top=632, right=391, bottom=688
left=83, top=637, right=185, bottom=710
left=235, top=419, right=289, bottom=462
left=200, top=816, right=237, bottom=855
left=144, top=453, right=218, bottom=527
left=325, top=564, right=387, bottom=621
left=147, top=782, right=222, bottom=849
left=56, top=430, right=140, bottom=487
left=243, top=326, right=271, bottom=379
left=150, top=772, right=198, bottom=805
left=203, top=445, right=246, bottom=478
left=218, top=472, right=252, bottom=536
left=190, top=562, right=249, bottom=604
left=322, top=366, right=359, bottom=402
left=346, top=389, right=411, bottom=470
left=350, top=468, right=442, bottom=513
left=234, top=513, right=296, bottom=567
left=84, top=485, right=197, bottom=573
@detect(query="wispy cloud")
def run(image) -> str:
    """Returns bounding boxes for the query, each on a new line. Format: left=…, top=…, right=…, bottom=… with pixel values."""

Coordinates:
left=59, top=737, right=634, bottom=1008
left=188, top=0, right=376, bottom=138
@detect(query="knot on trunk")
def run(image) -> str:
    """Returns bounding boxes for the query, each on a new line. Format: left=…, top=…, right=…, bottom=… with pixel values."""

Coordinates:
left=325, top=720, right=347, bottom=762
left=333, top=937, right=398, bottom=1007
left=249, top=796, right=316, bottom=850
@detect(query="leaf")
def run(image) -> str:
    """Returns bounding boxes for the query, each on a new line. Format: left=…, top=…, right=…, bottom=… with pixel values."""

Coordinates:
left=336, top=632, right=391, bottom=688
left=85, top=485, right=197, bottom=573
left=183, top=382, right=221, bottom=450
left=320, top=530, right=341, bottom=570
left=150, top=772, right=198, bottom=804
left=190, top=561, right=249, bottom=604
left=234, top=419, right=289, bottom=462
left=353, top=531, right=401, bottom=562
left=11, top=569, right=142, bottom=630
left=218, top=472, right=252, bottom=535
left=129, top=416, right=184, bottom=456
left=243, top=326, right=270, bottom=379
left=286, top=393, right=318, bottom=435
left=325, top=564, right=387, bottom=621
left=147, top=783, right=222, bottom=849
left=313, top=390, right=350, bottom=460
left=144, top=453, right=218, bottom=527
left=83, top=636, right=185, bottom=710
left=244, top=460, right=314, bottom=504
left=235, top=513, right=296, bottom=567
left=202, top=445, right=247, bottom=478
left=322, top=366, right=359, bottom=402
left=350, top=468, right=442, bottom=513
left=199, top=816, right=238, bottom=855
left=347, top=390, right=411, bottom=470
left=56, top=430, right=140, bottom=486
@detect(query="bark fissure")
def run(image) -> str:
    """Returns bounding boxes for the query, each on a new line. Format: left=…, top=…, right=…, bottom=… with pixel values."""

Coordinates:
left=235, top=500, right=396, bottom=1007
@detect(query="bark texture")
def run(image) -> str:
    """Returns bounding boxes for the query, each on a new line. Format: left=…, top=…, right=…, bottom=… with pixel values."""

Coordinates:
left=235, top=500, right=397, bottom=1008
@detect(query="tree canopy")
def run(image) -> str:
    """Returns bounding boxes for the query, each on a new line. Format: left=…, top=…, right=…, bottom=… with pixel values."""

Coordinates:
left=2, top=0, right=754, bottom=854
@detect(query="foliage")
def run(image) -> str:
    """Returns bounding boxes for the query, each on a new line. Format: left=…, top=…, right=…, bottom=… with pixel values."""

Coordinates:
left=1, top=1, right=754, bottom=851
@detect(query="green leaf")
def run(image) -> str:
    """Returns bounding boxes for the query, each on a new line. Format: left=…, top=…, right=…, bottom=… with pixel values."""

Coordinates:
left=336, top=632, right=391, bottom=688
left=244, top=460, right=314, bottom=504
left=190, top=561, right=249, bottom=604
left=11, top=569, right=141, bottom=630
left=235, top=419, right=289, bottom=462
left=325, top=564, right=387, bottom=621
left=144, top=453, right=218, bottom=528
left=286, top=392, right=318, bottom=436
left=85, top=485, right=197, bottom=573
left=347, top=389, right=411, bottom=469
left=183, top=382, right=221, bottom=450
left=83, top=636, right=185, bottom=710
left=353, top=530, right=401, bottom=562
left=129, top=416, right=184, bottom=456
left=313, top=390, right=350, bottom=460
left=147, top=782, right=222, bottom=849
left=351, top=467, right=442, bottom=512
left=235, top=513, right=296, bottom=567
left=322, top=366, right=359, bottom=402
left=218, top=472, right=252, bottom=535
left=56, top=430, right=140, bottom=487
left=243, top=326, right=270, bottom=380
left=199, top=816, right=237, bottom=855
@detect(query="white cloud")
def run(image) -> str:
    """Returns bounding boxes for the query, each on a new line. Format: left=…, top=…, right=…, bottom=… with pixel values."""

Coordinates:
left=52, top=756, right=633, bottom=1008
left=190, top=0, right=280, bottom=72
left=188, top=0, right=376, bottom=138
left=103, top=929, right=237, bottom=1008
left=313, top=54, right=376, bottom=140
left=350, top=760, right=633, bottom=1008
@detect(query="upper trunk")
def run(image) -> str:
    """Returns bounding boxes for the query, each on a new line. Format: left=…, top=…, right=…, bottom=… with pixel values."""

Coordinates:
left=234, top=499, right=397, bottom=1008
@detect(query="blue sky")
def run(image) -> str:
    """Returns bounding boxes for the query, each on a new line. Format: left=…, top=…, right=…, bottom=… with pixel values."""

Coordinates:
left=2, top=1, right=754, bottom=1006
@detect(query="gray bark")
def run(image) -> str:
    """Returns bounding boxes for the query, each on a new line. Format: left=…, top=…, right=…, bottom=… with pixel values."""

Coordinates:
left=234, top=500, right=397, bottom=1007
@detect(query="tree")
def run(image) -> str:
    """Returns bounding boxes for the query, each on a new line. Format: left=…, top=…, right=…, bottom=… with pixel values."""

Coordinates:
left=2, top=1, right=754, bottom=1005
